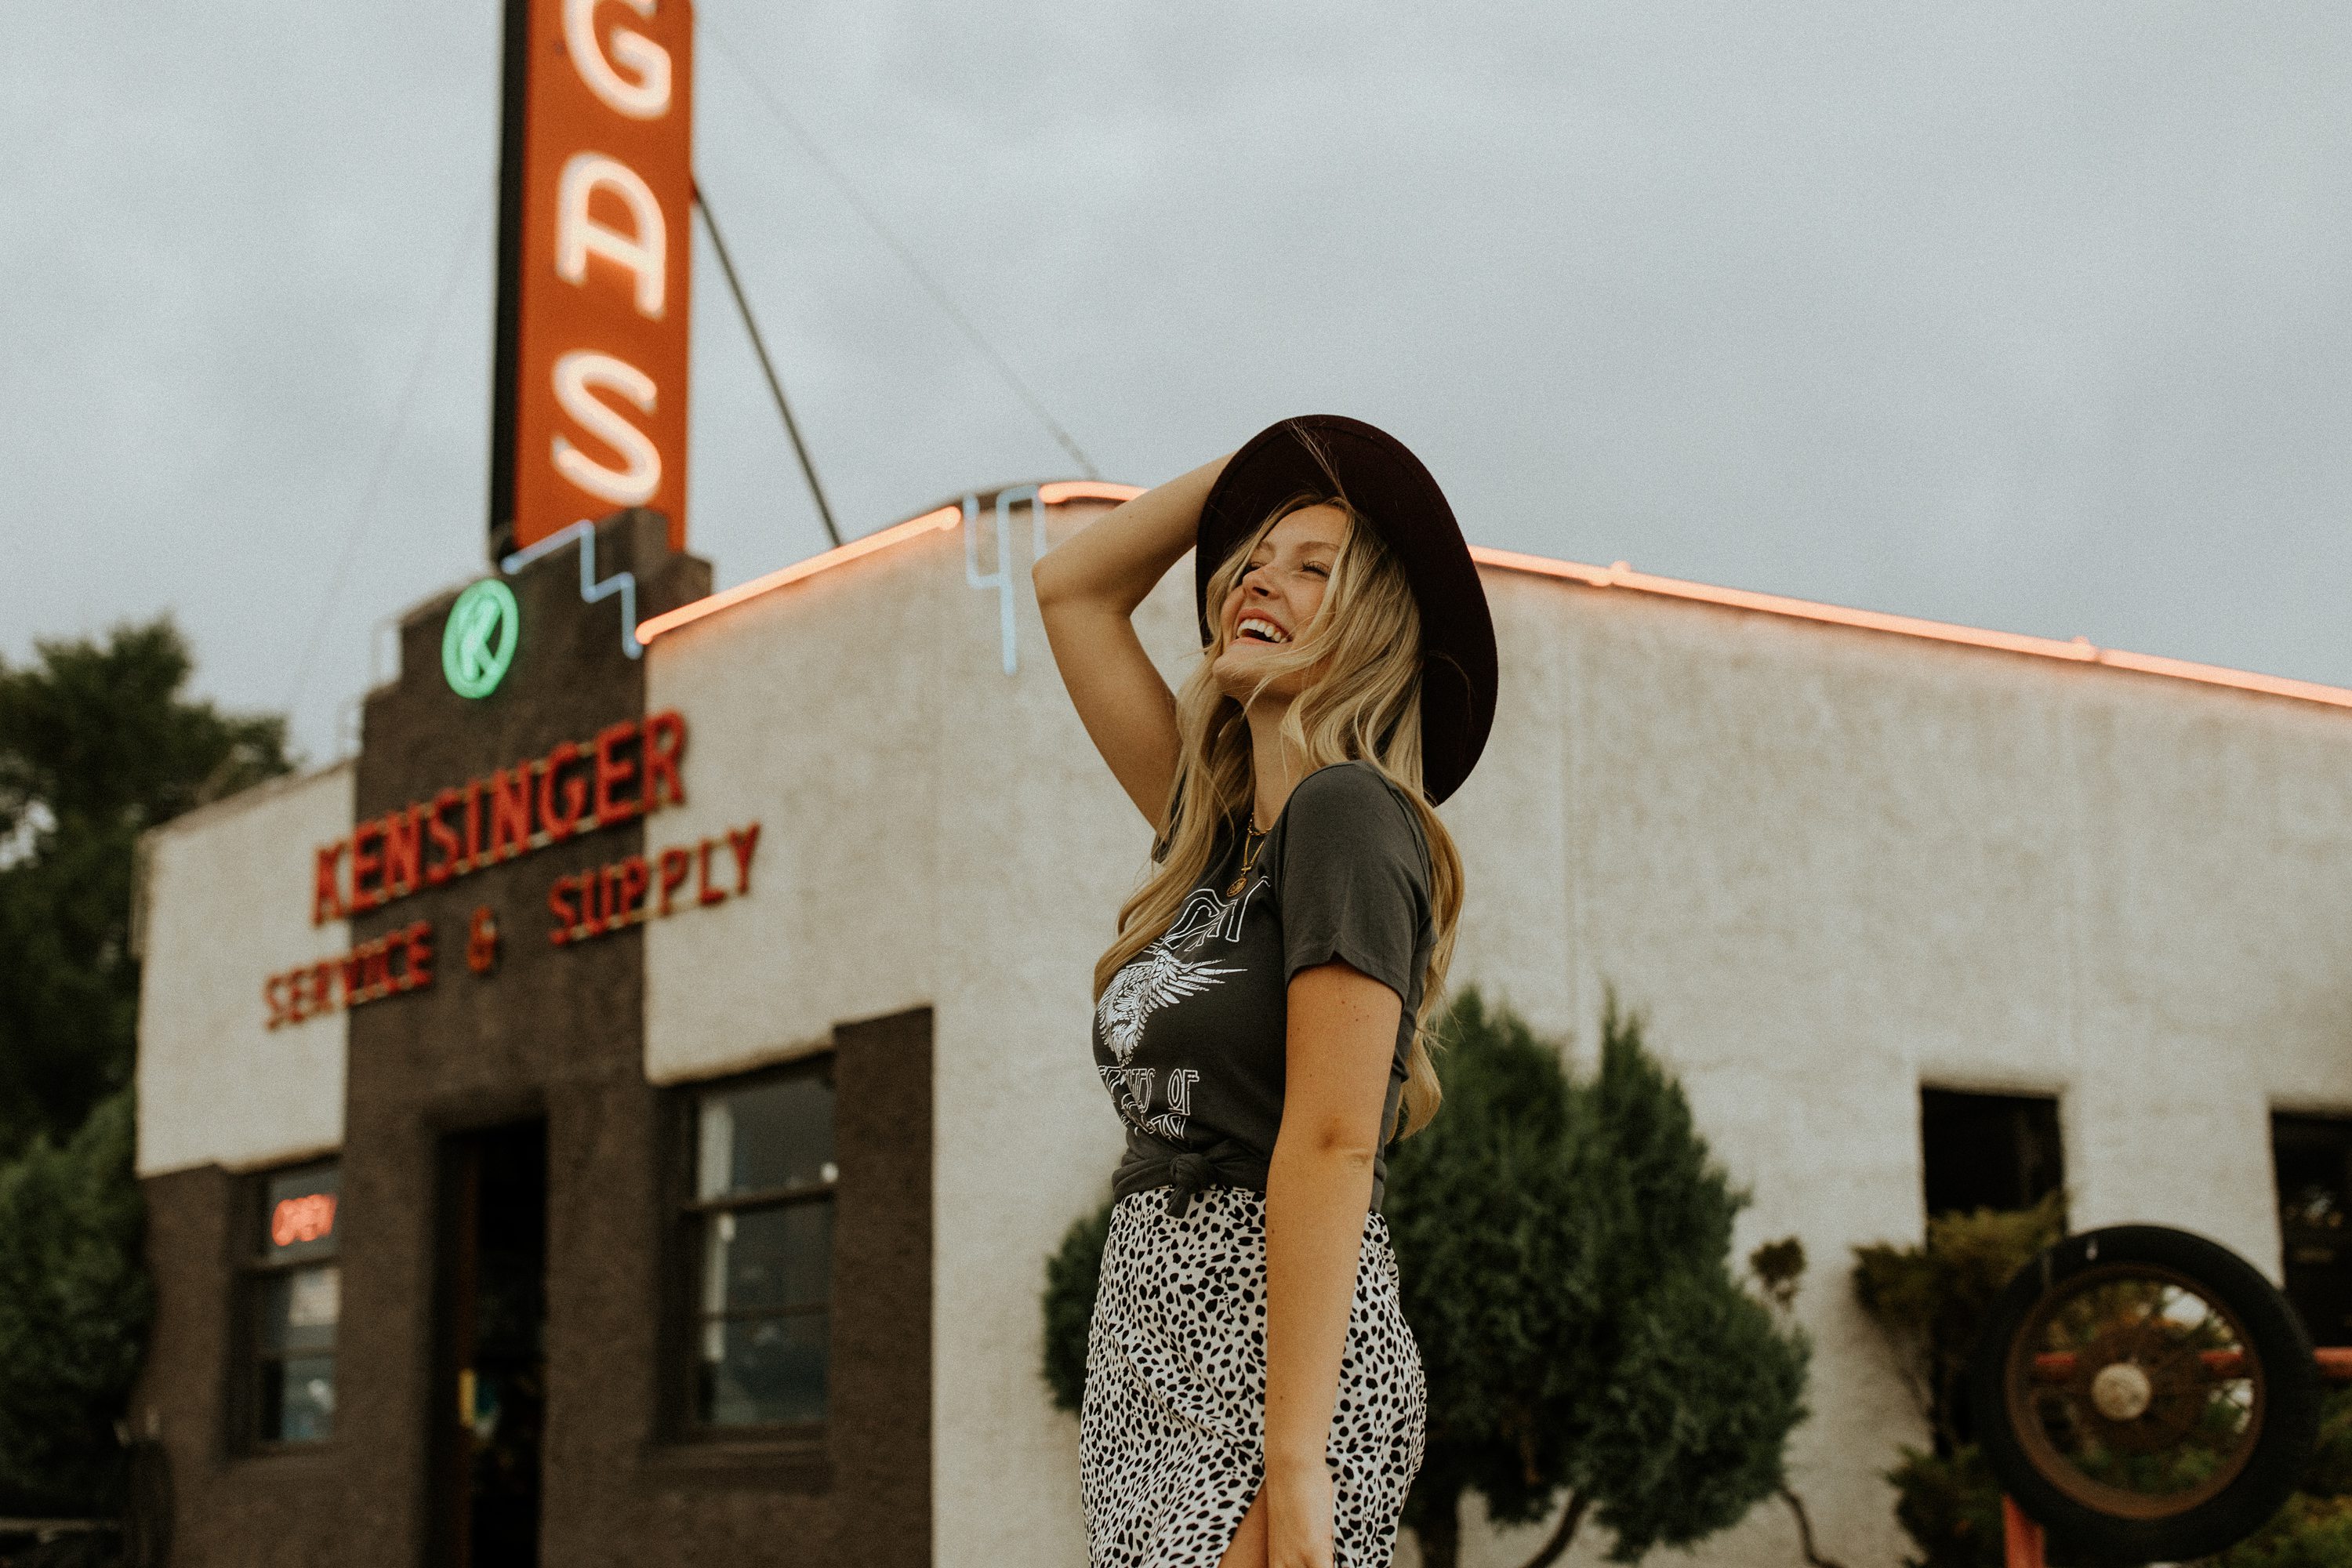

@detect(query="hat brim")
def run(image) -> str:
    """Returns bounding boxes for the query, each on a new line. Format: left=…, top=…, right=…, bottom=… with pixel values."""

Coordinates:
left=1194, top=415, right=1497, bottom=804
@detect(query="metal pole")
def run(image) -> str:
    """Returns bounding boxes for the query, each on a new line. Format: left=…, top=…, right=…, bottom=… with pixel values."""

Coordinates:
left=2001, top=1496, right=2047, bottom=1568
left=691, top=181, right=842, bottom=550
left=484, top=0, right=530, bottom=562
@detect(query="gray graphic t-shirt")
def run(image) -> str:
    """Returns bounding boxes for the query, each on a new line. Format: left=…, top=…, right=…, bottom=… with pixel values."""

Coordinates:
left=1094, top=760, right=1435, bottom=1209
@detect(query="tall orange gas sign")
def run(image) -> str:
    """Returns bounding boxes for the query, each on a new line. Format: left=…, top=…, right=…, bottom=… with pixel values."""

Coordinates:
left=489, top=0, right=695, bottom=557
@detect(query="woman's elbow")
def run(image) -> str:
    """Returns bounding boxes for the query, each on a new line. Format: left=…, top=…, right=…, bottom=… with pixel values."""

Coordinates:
left=1283, top=1120, right=1381, bottom=1169
left=1029, top=552, right=1069, bottom=608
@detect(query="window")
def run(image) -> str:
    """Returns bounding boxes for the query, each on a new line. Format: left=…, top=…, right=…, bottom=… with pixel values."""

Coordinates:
left=245, top=1160, right=341, bottom=1445
left=1920, top=1088, right=2064, bottom=1219
left=685, top=1063, right=837, bottom=1429
left=1915, top=1089, right=2064, bottom=1450
left=2274, top=1113, right=2352, bottom=1345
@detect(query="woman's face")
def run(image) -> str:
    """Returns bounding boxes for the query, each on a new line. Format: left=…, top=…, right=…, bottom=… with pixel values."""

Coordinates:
left=1210, top=503, right=1348, bottom=704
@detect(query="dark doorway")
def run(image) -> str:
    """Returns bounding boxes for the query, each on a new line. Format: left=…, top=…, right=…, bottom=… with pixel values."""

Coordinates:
left=1920, top=1087, right=2065, bottom=1218
left=2274, top=1113, right=2352, bottom=1346
left=431, top=1120, right=548, bottom=1567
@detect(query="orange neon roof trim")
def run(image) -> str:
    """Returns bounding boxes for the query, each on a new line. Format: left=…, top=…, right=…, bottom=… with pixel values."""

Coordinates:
left=1469, top=546, right=2352, bottom=712
left=636, top=504, right=960, bottom=645
left=1038, top=481, right=1145, bottom=504
left=632, top=493, right=2352, bottom=713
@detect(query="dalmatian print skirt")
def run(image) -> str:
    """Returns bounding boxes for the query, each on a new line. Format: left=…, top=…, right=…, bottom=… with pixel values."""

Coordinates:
left=1080, top=1186, right=1427, bottom=1568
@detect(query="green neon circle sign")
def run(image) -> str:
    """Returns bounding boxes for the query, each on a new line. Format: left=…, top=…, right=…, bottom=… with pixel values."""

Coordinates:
left=442, top=579, right=520, bottom=699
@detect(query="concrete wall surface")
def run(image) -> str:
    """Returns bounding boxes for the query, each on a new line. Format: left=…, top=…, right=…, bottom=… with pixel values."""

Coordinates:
left=136, top=760, right=352, bottom=1176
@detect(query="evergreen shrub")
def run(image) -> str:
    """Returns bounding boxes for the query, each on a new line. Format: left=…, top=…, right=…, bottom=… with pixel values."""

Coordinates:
left=0, top=1090, right=151, bottom=1522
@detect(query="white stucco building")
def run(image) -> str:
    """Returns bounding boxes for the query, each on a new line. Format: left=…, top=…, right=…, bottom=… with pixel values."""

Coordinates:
left=132, top=488, right=2352, bottom=1566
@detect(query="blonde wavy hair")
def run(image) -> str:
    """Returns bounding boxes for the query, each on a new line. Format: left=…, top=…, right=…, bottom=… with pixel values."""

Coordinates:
left=1091, top=490, right=1465, bottom=1138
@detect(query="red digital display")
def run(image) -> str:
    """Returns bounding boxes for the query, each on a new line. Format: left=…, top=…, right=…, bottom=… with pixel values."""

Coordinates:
left=270, top=1192, right=337, bottom=1248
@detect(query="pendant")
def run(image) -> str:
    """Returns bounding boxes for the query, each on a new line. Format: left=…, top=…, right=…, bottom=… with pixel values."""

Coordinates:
left=1225, top=826, right=1262, bottom=899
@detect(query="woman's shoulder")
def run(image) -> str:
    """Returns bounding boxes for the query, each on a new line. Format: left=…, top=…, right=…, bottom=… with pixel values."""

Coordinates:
left=1289, top=758, right=1418, bottom=811
left=1279, top=761, right=1428, bottom=856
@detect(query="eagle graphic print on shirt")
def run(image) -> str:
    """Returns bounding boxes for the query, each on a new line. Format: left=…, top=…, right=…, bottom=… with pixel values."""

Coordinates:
left=1089, top=763, right=1438, bottom=1206
left=1094, top=884, right=1257, bottom=1063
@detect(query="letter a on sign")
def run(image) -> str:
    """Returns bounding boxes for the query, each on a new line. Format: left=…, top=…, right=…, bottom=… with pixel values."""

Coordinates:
left=510, top=0, right=693, bottom=551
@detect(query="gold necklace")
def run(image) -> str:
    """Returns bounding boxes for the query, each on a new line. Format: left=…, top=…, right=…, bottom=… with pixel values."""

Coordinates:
left=1225, top=821, right=1268, bottom=898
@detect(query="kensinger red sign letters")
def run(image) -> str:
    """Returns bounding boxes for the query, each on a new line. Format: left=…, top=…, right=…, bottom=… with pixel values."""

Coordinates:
left=310, top=710, right=687, bottom=924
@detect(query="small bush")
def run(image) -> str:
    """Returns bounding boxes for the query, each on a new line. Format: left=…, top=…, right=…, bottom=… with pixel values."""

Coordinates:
left=1884, top=1445, right=2005, bottom=1568
left=1041, top=1196, right=1113, bottom=1416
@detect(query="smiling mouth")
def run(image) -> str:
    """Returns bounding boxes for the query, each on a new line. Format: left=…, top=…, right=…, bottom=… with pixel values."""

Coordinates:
left=1236, top=616, right=1290, bottom=645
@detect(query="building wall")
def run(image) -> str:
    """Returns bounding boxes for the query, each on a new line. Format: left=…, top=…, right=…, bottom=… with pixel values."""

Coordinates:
left=136, top=760, right=354, bottom=1177
left=328, top=510, right=702, bottom=1568
left=132, top=512, right=933, bottom=1568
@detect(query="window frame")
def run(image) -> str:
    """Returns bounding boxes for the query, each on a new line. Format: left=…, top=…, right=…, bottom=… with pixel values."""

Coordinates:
left=233, top=1156, right=343, bottom=1454
left=667, top=1054, right=839, bottom=1443
left=1918, top=1085, right=2067, bottom=1221
left=2272, top=1110, right=2352, bottom=1348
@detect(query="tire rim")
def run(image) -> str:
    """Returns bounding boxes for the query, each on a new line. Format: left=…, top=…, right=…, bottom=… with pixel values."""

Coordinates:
left=2002, top=1261, right=2267, bottom=1520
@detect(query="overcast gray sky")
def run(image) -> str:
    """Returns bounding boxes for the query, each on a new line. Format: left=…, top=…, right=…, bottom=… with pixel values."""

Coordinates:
left=8, top=2, right=2350, bottom=760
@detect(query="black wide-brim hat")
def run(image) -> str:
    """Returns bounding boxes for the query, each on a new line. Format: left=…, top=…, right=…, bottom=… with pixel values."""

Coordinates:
left=1195, top=415, right=1497, bottom=804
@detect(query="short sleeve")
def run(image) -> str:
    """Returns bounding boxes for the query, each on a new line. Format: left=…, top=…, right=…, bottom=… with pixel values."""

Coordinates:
left=1275, top=764, right=1431, bottom=1004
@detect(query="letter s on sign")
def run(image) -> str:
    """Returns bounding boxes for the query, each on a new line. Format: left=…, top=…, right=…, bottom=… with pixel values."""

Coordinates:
left=551, top=351, right=660, bottom=507
left=564, top=0, right=671, bottom=119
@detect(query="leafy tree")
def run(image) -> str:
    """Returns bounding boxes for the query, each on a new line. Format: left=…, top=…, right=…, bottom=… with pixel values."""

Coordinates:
left=0, top=1091, right=152, bottom=1519
left=1852, top=1196, right=2066, bottom=1454
left=1379, top=991, right=1586, bottom=1563
left=0, top=619, right=290, bottom=1160
left=1388, top=991, right=1809, bottom=1566
left=1849, top=1197, right=2066, bottom=1568
left=0, top=619, right=291, bottom=1533
left=2200, top=1394, right=2352, bottom=1567
left=1040, top=989, right=1811, bottom=1567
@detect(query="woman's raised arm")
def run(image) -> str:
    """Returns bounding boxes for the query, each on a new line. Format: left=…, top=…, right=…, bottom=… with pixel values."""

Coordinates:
left=1033, top=452, right=1230, bottom=826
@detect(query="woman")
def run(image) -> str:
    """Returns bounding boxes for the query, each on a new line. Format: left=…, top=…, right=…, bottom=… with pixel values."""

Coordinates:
left=1033, top=416, right=1499, bottom=1568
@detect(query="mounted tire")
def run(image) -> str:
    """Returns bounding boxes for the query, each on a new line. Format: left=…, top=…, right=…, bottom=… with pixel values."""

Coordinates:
left=1970, top=1225, right=2321, bottom=1565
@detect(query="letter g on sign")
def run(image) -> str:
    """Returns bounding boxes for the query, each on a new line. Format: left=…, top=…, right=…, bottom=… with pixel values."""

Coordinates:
left=564, top=0, right=673, bottom=119
left=443, top=579, right=521, bottom=699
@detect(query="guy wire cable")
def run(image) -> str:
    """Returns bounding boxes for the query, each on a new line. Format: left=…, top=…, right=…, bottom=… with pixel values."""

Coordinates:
left=693, top=179, right=842, bottom=549
left=702, top=15, right=1101, bottom=481
left=286, top=187, right=494, bottom=731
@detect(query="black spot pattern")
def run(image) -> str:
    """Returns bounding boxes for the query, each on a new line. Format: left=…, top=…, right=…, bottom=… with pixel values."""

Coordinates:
left=1080, top=1188, right=1427, bottom=1567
